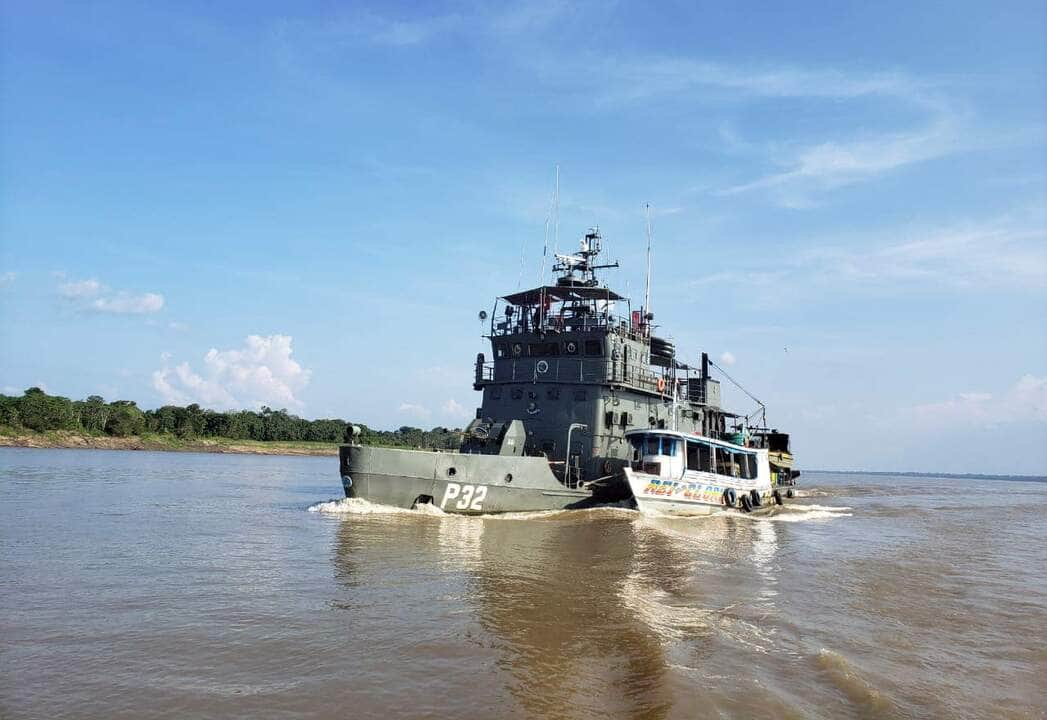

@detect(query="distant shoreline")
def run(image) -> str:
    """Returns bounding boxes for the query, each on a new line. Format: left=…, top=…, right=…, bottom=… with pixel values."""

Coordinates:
left=804, top=469, right=1047, bottom=482
left=2, top=433, right=1042, bottom=481
left=0, top=430, right=339, bottom=457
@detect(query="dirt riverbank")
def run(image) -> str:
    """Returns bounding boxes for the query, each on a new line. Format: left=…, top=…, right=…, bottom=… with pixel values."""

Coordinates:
left=0, top=430, right=339, bottom=457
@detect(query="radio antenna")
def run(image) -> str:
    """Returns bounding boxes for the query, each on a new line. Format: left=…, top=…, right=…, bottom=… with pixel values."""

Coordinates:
left=644, top=203, right=653, bottom=327
left=553, top=164, right=560, bottom=260
left=538, top=164, right=559, bottom=283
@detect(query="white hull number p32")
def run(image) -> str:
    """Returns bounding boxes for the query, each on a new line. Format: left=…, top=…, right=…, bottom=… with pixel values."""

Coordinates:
left=441, top=482, right=488, bottom=511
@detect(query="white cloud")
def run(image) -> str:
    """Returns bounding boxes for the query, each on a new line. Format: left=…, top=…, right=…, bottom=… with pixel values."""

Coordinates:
left=719, top=351, right=736, bottom=367
left=442, top=398, right=470, bottom=419
left=91, top=292, right=165, bottom=314
left=905, top=374, right=1047, bottom=430
left=58, top=278, right=103, bottom=298
left=0, top=271, right=15, bottom=288
left=57, top=277, right=165, bottom=314
left=152, top=335, right=311, bottom=410
left=398, top=402, right=432, bottom=420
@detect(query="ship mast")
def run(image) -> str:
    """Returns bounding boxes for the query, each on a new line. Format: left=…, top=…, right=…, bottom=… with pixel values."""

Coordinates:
left=643, top=203, right=653, bottom=334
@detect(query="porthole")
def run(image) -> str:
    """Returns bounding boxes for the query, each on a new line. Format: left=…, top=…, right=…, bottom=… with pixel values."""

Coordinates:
left=447, top=467, right=457, bottom=477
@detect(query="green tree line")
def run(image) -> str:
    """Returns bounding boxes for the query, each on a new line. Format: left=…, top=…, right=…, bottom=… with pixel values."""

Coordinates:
left=0, top=388, right=463, bottom=449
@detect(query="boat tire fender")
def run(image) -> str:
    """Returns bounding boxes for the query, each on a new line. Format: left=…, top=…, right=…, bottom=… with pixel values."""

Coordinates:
left=723, top=487, right=737, bottom=507
left=772, top=489, right=783, bottom=505
left=786, top=488, right=795, bottom=499
left=749, top=489, right=762, bottom=507
left=740, top=493, right=752, bottom=512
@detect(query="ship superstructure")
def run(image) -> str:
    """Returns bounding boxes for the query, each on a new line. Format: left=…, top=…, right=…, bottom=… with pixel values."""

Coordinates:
left=468, top=229, right=733, bottom=489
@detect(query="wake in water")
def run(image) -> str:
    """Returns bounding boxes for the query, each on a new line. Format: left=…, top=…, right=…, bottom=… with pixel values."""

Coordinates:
left=308, top=496, right=851, bottom=523
left=756, top=503, right=853, bottom=523
left=307, top=497, right=634, bottom=521
left=307, top=497, right=442, bottom=515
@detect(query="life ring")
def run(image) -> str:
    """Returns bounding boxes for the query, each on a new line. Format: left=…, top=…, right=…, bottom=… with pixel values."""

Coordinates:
left=512, top=343, right=523, bottom=356
left=723, top=487, right=737, bottom=507
left=772, top=489, right=783, bottom=505
left=740, top=493, right=752, bottom=512
left=565, top=341, right=578, bottom=354
left=749, top=489, right=762, bottom=507
left=536, top=360, right=549, bottom=374
left=656, top=377, right=666, bottom=393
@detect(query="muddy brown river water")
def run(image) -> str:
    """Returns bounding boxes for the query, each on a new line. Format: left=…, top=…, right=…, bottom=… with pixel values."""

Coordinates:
left=1, top=448, right=1044, bottom=719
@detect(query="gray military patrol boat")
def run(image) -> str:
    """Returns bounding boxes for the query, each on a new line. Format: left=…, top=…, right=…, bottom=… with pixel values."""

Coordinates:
left=340, top=228, right=798, bottom=514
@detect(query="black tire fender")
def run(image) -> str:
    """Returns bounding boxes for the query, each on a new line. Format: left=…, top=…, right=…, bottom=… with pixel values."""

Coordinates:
left=723, top=487, right=737, bottom=507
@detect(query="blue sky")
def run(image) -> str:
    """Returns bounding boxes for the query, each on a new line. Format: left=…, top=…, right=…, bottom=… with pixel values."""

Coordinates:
left=1, top=1, right=1045, bottom=473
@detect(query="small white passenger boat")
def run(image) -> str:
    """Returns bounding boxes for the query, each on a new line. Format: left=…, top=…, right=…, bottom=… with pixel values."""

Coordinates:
left=623, top=429, right=786, bottom=516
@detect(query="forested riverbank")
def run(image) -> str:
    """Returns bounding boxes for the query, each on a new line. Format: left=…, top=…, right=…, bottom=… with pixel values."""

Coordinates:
left=0, top=388, right=463, bottom=455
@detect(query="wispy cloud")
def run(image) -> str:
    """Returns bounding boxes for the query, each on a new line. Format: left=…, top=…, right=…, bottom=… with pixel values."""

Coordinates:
left=57, top=277, right=165, bottom=314
left=276, top=2, right=569, bottom=50
left=807, top=213, right=1047, bottom=289
left=578, top=57, right=922, bottom=105
left=904, top=374, right=1047, bottom=430
left=718, top=118, right=959, bottom=207
left=690, top=209, right=1047, bottom=292
left=153, top=335, right=311, bottom=409
left=0, top=271, right=15, bottom=288
left=58, top=278, right=103, bottom=298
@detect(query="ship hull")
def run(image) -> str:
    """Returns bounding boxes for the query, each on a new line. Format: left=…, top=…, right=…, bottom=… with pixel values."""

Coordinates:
left=340, top=445, right=599, bottom=514
left=624, top=467, right=780, bottom=516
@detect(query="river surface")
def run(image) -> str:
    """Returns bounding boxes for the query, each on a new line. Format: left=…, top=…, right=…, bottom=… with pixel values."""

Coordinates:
left=1, top=448, right=1044, bottom=719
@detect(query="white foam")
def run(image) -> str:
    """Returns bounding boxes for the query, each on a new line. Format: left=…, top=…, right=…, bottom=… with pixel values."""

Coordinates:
left=768, top=509, right=853, bottom=522
left=307, top=498, right=428, bottom=515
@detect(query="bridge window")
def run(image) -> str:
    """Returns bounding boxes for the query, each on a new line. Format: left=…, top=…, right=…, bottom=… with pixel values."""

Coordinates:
left=496, top=343, right=508, bottom=359
left=584, top=340, right=603, bottom=356
left=528, top=342, right=560, bottom=357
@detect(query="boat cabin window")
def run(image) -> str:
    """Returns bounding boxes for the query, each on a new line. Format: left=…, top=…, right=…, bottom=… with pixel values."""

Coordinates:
left=629, top=435, right=678, bottom=457
left=496, top=343, right=508, bottom=359
left=686, top=440, right=712, bottom=472
left=715, top=447, right=731, bottom=475
left=741, top=453, right=756, bottom=479
left=584, top=340, right=603, bottom=356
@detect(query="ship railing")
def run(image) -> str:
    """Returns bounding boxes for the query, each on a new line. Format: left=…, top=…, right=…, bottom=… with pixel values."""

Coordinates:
left=490, top=312, right=643, bottom=340
left=475, top=357, right=669, bottom=395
